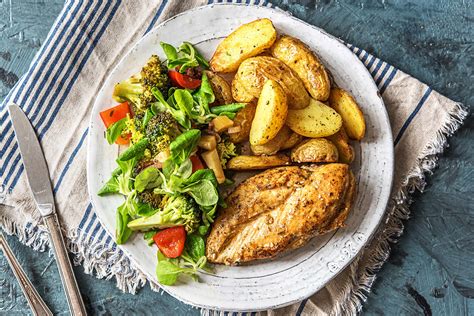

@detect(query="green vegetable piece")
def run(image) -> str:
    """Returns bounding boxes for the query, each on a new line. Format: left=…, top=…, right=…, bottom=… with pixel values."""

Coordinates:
left=128, top=194, right=200, bottom=233
left=105, top=117, right=128, bottom=145
left=142, top=108, right=155, bottom=128
left=182, top=180, right=219, bottom=207
left=185, top=234, right=206, bottom=262
left=169, top=129, right=201, bottom=165
left=184, top=169, right=218, bottom=188
left=144, top=230, right=157, bottom=246
left=117, top=138, right=149, bottom=161
left=97, top=175, right=119, bottom=196
left=156, top=259, right=182, bottom=285
left=160, top=42, right=179, bottom=61
left=180, top=42, right=209, bottom=69
left=174, top=89, right=196, bottom=118
left=210, top=103, right=246, bottom=115
left=116, top=202, right=133, bottom=244
left=135, top=167, right=164, bottom=193
left=151, top=87, right=191, bottom=129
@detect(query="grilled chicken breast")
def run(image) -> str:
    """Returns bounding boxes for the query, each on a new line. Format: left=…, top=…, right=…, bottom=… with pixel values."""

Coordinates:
left=206, top=163, right=355, bottom=265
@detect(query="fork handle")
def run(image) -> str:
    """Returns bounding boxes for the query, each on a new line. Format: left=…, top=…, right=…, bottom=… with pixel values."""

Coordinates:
left=43, top=213, right=87, bottom=316
left=0, top=234, right=53, bottom=316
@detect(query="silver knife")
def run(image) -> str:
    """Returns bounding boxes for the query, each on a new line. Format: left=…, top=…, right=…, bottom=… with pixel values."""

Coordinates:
left=8, top=104, right=87, bottom=316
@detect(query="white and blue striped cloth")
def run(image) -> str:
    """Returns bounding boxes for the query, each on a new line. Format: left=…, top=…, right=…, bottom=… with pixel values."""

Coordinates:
left=0, top=1, right=467, bottom=315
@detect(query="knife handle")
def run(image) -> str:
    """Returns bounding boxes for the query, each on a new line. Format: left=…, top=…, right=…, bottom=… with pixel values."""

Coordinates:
left=43, top=213, right=87, bottom=316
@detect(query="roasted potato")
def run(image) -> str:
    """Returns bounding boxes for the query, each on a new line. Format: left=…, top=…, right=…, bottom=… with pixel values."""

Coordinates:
left=328, top=88, right=366, bottom=140
left=227, top=154, right=290, bottom=170
left=271, top=36, right=330, bottom=101
left=251, top=125, right=292, bottom=155
left=228, top=103, right=256, bottom=143
left=326, top=127, right=354, bottom=163
left=232, top=56, right=310, bottom=109
left=249, top=80, right=288, bottom=145
left=286, top=98, right=342, bottom=137
left=291, top=138, right=338, bottom=163
left=205, top=71, right=233, bottom=105
left=210, top=19, right=277, bottom=73
left=280, top=132, right=305, bottom=150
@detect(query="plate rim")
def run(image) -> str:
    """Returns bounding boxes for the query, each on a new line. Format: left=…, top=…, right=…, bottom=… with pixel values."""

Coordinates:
left=87, top=3, right=394, bottom=311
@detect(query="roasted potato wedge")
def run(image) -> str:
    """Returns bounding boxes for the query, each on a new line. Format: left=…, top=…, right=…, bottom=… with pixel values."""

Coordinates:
left=328, top=88, right=366, bottom=140
left=291, top=138, right=338, bottom=163
left=232, top=56, right=310, bottom=109
left=210, top=19, right=277, bottom=73
left=205, top=71, right=233, bottom=105
left=249, top=80, right=288, bottom=145
left=280, top=132, right=305, bottom=150
left=228, top=103, right=256, bottom=143
left=286, top=98, right=342, bottom=137
left=227, top=154, right=291, bottom=170
left=326, top=127, right=354, bottom=163
left=251, top=125, right=292, bottom=155
left=271, top=36, right=330, bottom=101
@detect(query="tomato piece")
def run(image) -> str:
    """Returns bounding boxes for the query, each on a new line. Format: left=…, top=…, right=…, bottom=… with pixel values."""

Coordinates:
left=169, top=70, right=201, bottom=89
left=153, top=226, right=186, bottom=258
left=115, top=134, right=131, bottom=145
left=100, top=102, right=131, bottom=128
left=190, top=155, right=204, bottom=173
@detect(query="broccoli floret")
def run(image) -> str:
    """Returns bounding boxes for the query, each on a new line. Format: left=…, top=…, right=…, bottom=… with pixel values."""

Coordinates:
left=113, top=55, right=170, bottom=114
left=144, top=111, right=180, bottom=156
left=217, top=138, right=238, bottom=169
left=123, top=115, right=144, bottom=144
left=137, top=190, right=162, bottom=209
left=127, top=194, right=200, bottom=233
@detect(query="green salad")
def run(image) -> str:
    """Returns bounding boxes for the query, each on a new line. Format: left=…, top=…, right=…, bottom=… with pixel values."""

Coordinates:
left=97, top=42, right=244, bottom=285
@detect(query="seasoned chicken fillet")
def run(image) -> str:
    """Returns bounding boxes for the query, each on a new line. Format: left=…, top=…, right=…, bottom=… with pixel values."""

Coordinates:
left=206, top=163, right=355, bottom=265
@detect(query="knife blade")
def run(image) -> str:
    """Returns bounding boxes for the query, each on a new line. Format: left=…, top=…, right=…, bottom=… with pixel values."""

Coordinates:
left=7, top=104, right=54, bottom=216
left=8, top=104, right=87, bottom=316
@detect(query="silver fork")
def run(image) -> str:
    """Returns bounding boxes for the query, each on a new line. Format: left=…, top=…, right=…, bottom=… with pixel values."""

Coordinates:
left=0, top=233, right=53, bottom=316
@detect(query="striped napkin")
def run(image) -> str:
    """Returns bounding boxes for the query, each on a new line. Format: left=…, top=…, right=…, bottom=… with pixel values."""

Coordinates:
left=0, top=1, right=467, bottom=315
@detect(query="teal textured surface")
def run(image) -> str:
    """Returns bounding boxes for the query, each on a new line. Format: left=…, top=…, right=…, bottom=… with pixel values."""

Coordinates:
left=0, top=0, right=472, bottom=315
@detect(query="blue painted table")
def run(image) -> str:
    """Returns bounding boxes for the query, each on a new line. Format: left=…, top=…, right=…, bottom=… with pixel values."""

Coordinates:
left=1, top=1, right=472, bottom=315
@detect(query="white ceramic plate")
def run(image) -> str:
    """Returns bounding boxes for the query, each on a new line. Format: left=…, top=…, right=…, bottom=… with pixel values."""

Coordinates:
left=87, top=4, right=393, bottom=312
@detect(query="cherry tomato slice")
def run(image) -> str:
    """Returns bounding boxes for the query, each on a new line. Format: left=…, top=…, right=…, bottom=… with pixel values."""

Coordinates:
left=168, top=70, right=201, bottom=89
left=190, top=155, right=204, bottom=173
left=99, top=102, right=131, bottom=128
left=115, top=134, right=131, bottom=145
left=153, top=226, right=186, bottom=258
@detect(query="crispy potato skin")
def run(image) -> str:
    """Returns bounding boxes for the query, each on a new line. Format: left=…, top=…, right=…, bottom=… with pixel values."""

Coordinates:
left=210, top=18, right=277, bottom=73
left=280, top=132, right=305, bottom=150
left=291, top=138, right=339, bottom=163
left=250, top=80, right=288, bottom=145
left=328, top=88, right=366, bottom=140
left=227, top=154, right=290, bottom=170
left=326, top=127, right=354, bottom=163
left=229, top=103, right=256, bottom=143
left=232, top=56, right=310, bottom=109
left=205, top=71, right=233, bottom=105
left=286, top=98, right=342, bottom=137
left=251, top=125, right=292, bottom=155
left=271, top=36, right=331, bottom=101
